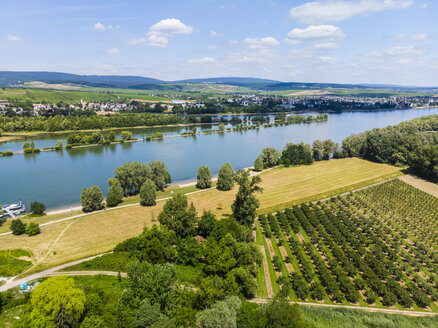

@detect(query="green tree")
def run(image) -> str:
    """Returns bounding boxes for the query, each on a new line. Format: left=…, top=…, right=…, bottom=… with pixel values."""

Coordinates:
left=128, top=261, right=179, bottom=313
left=114, top=161, right=151, bottom=195
left=26, top=222, right=41, bottom=236
left=140, top=178, right=157, bottom=206
left=158, top=194, right=197, bottom=237
left=263, top=297, right=309, bottom=328
left=149, top=161, right=172, bottom=191
left=55, top=139, right=63, bottom=149
left=80, top=316, right=107, bottom=328
left=132, top=300, right=175, bottom=328
left=312, top=139, right=324, bottom=161
left=30, top=277, right=86, bottom=328
left=198, top=211, right=217, bottom=238
left=106, top=178, right=124, bottom=207
left=253, top=155, right=264, bottom=171
left=196, top=296, right=241, bottom=328
left=23, top=141, right=31, bottom=150
left=322, top=139, right=338, bottom=160
left=281, top=142, right=313, bottom=166
left=196, top=165, right=213, bottom=189
left=53, top=303, right=78, bottom=328
left=30, top=201, right=46, bottom=215
left=217, top=163, right=235, bottom=191
left=261, top=147, right=280, bottom=168
left=80, top=185, right=104, bottom=212
left=231, top=170, right=262, bottom=226
left=120, top=131, right=132, bottom=141
left=218, top=123, right=225, bottom=131
left=107, top=131, right=116, bottom=142
left=10, top=219, right=26, bottom=235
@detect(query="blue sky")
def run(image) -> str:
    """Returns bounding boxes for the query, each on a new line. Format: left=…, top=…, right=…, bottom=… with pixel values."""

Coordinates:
left=1, top=0, right=437, bottom=85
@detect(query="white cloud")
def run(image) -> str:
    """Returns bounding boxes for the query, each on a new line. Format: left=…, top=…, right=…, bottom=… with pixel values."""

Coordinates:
left=412, top=33, right=427, bottom=41
left=147, top=33, right=169, bottom=47
left=131, top=18, right=193, bottom=48
left=285, top=25, right=345, bottom=44
left=207, top=45, right=218, bottom=50
left=149, top=18, right=193, bottom=34
left=93, top=22, right=118, bottom=30
left=6, top=34, right=21, bottom=42
left=229, top=40, right=239, bottom=46
left=210, top=30, right=222, bottom=37
left=313, top=42, right=338, bottom=49
left=93, top=22, right=105, bottom=30
left=127, top=38, right=147, bottom=45
left=396, top=33, right=427, bottom=41
left=187, top=57, right=216, bottom=64
left=290, top=0, right=413, bottom=24
left=319, top=56, right=338, bottom=63
left=106, top=48, right=120, bottom=54
left=243, top=37, right=280, bottom=49
left=386, top=46, right=422, bottom=55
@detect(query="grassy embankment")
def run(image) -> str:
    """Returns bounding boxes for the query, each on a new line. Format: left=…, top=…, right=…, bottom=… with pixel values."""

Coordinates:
left=0, top=158, right=402, bottom=274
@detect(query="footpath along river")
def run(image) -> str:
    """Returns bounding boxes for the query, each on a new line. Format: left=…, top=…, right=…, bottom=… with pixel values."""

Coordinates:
left=1, top=108, right=437, bottom=209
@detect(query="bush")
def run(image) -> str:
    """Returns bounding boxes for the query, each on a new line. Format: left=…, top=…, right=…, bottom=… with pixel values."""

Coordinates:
left=26, top=222, right=40, bottom=236
left=253, top=155, right=264, bottom=171
left=2, top=150, right=13, bottom=156
left=120, top=131, right=132, bottom=141
left=30, top=201, right=45, bottom=215
left=10, top=219, right=26, bottom=235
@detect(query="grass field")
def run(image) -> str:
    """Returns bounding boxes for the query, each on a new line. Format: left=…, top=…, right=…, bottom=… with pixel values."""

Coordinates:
left=0, top=158, right=402, bottom=274
left=0, top=249, right=32, bottom=277
left=256, top=179, right=438, bottom=312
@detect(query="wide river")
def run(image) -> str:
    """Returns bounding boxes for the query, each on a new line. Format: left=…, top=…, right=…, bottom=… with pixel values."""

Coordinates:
left=1, top=108, right=437, bottom=210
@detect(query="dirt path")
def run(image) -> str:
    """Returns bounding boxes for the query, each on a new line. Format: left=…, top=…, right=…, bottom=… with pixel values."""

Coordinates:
left=0, top=253, right=109, bottom=292
left=46, top=271, right=127, bottom=278
left=250, top=298, right=438, bottom=317
left=265, top=238, right=281, bottom=278
left=278, top=245, right=294, bottom=273
left=260, top=246, right=273, bottom=298
left=398, top=175, right=438, bottom=198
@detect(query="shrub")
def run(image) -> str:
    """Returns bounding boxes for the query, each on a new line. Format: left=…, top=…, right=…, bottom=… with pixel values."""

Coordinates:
left=196, top=165, right=212, bottom=189
left=216, top=163, right=235, bottom=191
left=30, top=201, right=45, bottom=215
left=26, top=222, right=40, bottom=236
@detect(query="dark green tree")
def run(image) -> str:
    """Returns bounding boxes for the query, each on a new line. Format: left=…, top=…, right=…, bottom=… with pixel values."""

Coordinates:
left=106, top=178, right=124, bottom=207
left=198, top=211, right=217, bottom=238
left=196, top=165, right=213, bottom=189
left=10, top=219, right=26, bottom=235
left=149, top=161, right=172, bottom=191
left=140, top=178, right=157, bottom=206
left=53, top=303, right=78, bottom=328
left=216, top=163, right=235, bottom=191
left=158, top=194, right=198, bottom=237
left=30, top=201, right=45, bottom=215
left=261, top=147, right=280, bottom=168
left=231, top=170, right=262, bottom=226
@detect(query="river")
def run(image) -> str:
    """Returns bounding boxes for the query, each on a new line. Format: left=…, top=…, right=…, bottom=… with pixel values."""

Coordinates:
left=1, top=108, right=437, bottom=210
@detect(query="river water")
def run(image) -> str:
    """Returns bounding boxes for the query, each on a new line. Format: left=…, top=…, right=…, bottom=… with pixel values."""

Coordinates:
left=1, top=108, right=437, bottom=210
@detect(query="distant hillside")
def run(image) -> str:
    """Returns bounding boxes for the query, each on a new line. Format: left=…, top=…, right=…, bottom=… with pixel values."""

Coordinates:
left=175, top=77, right=280, bottom=84
left=0, top=71, right=163, bottom=88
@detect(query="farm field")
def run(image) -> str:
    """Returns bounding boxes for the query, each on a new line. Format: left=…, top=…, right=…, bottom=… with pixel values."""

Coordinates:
left=255, top=179, right=438, bottom=313
left=0, top=158, right=402, bottom=274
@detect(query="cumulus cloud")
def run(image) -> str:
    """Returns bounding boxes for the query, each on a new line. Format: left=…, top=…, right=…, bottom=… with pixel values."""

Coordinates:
left=290, top=0, right=413, bottom=24
left=187, top=57, right=216, bottom=64
left=243, top=37, right=280, bottom=49
left=130, top=18, right=193, bottom=48
left=149, top=18, right=193, bottom=34
left=6, top=34, right=21, bottom=42
left=106, top=48, right=120, bottom=54
left=285, top=25, right=345, bottom=44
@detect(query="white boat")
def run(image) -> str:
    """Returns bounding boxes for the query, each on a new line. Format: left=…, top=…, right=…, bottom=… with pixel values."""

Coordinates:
left=1, top=201, right=26, bottom=218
